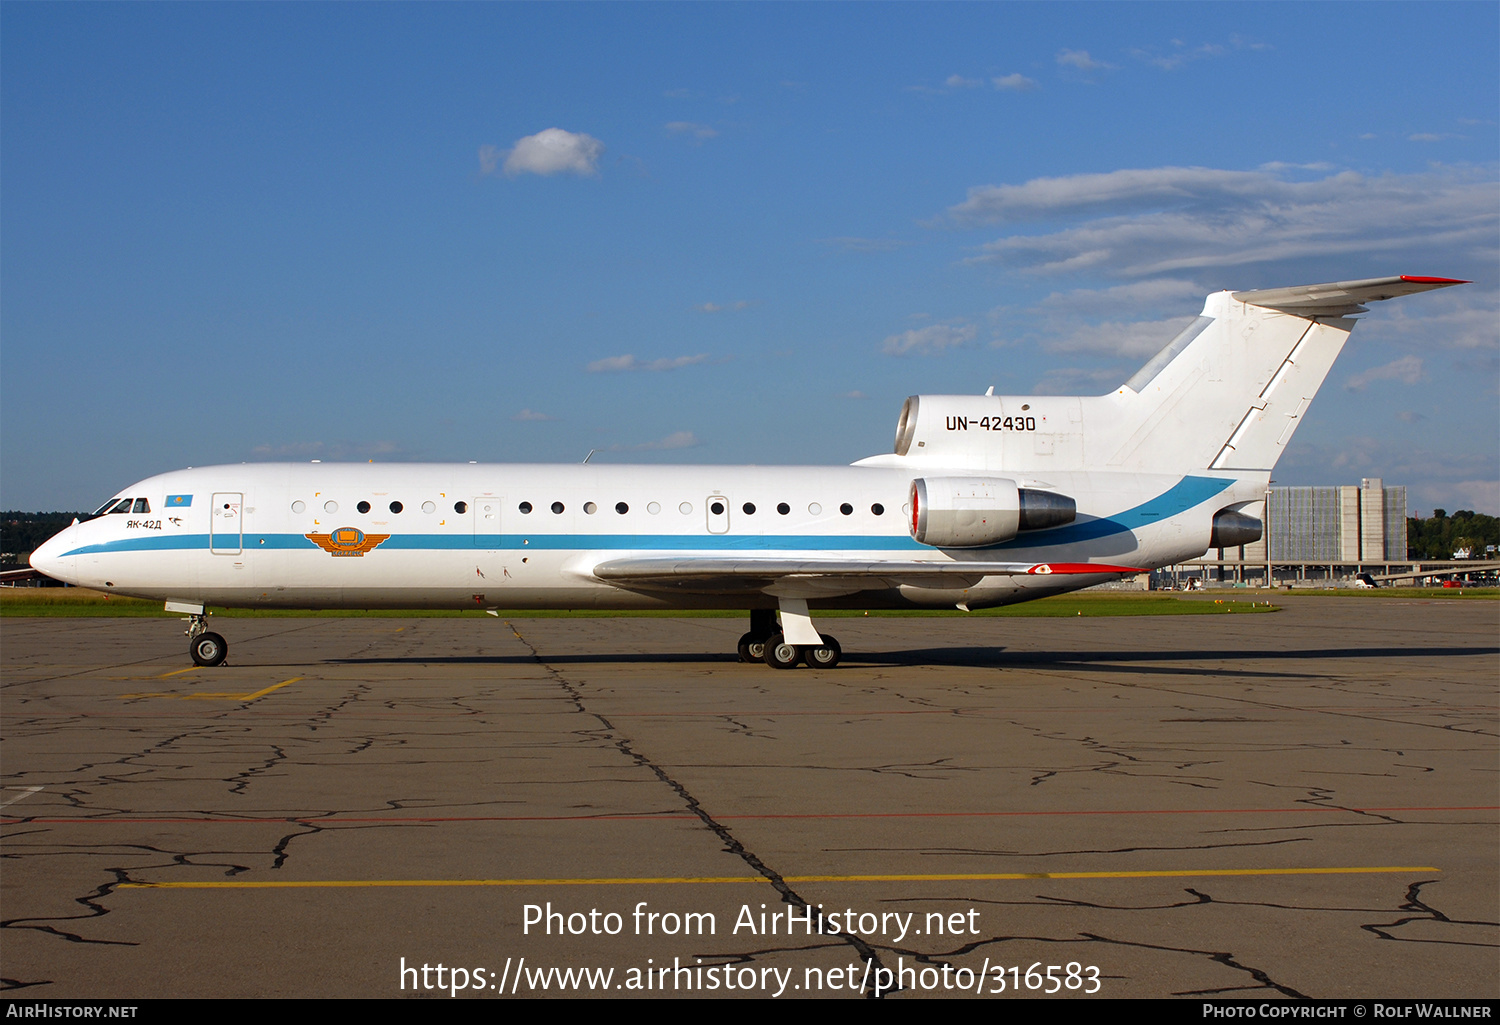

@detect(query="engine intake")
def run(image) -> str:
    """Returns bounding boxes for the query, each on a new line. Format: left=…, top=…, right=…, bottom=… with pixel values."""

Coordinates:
left=910, top=477, right=1076, bottom=548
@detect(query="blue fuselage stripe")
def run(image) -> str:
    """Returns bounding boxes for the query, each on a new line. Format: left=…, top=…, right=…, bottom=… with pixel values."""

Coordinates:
left=58, top=476, right=1234, bottom=558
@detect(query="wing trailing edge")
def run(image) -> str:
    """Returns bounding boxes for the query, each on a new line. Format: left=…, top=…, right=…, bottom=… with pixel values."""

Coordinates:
left=592, top=557, right=1144, bottom=594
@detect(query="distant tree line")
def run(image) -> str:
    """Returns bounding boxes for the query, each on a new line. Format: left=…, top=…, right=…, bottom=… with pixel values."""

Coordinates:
left=1407, top=510, right=1500, bottom=560
left=0, top=512, right=84, bottom=564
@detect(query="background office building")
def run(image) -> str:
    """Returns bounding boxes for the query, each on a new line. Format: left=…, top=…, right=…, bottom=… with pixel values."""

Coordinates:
left=1242, top=478, right=1407, bottom=563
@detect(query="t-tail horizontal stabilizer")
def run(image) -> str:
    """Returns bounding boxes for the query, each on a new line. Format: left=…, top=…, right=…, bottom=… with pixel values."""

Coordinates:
left=1232, top=275, right=1468, bottom=317
left=868, top=275, right=1468, bottom=477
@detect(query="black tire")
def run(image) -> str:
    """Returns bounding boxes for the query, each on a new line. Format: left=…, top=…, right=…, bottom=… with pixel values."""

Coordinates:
left=191, top=632, right=228, bottom=667
left=737, top=632, right=768, bottom=663
left=804, top=635, right=841, bottom=669
left=763, top=633, right=800, bottom=670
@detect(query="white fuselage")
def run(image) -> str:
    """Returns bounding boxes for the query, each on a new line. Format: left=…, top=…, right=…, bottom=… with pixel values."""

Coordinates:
left=30, top=461, right=1261, bottom=612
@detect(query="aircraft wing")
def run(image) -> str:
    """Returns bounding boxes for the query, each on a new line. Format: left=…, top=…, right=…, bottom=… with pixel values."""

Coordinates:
left=592, top=557, right=1145, bottom=596
left=1232, top=275, right=1467, bottom=317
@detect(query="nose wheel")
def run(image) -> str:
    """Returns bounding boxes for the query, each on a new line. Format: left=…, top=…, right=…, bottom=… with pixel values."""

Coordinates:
left=185, top=613, right=228, bottom=667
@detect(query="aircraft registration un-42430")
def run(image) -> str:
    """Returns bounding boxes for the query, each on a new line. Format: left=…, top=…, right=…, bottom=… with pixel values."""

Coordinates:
left=29, top=275, right=1465, bottom=669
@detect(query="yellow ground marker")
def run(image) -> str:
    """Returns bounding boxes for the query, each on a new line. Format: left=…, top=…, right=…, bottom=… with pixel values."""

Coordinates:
left=119, top=677, right=301, bottom=701
left=156, top=667, right=199, bottom=679
left=118, top=866, right=1438, bottom=889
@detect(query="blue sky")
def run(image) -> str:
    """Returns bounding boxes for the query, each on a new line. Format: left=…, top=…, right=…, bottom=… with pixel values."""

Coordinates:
left=3, top=2, right=1496, bottom=515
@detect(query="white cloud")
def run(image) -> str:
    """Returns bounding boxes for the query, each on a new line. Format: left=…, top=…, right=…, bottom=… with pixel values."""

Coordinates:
left=992, top=73, right=1039, bottom=92
left=1130, top=35, right=1265, bottom=70
left=1031, top=366, right=1124, bottom=395
left=511, top=409, right=556, bottom=421
left=945, top=75, right=983, bottom=89
left=1057, top=49, right=1114, bottom=72
left=478, top=145, right=502, bottom=176
left=1042, top=316, right=1199, bottom=359
left=948, top=165, right=1499, bottom=278
left=1355, top=289, right=1498, bottom=352
left=666, top=121, right=718, bottom=140
left=490, top=128, right=604, bottom=177
left=586, top=354, right=710, bottom=373
left=613, top=431, right=700, bottom=452
left=1132, top=42, right=1224, bottom=71
left=1035, top=279, right=1205, bottom=315
left=881, top=322, right=976, bottom=356
left=1280, top=437, right=1500, bottom=515
left=1447, top=480, right=1500, bottom=515
left=1344, top=356, right=1424, bottom=391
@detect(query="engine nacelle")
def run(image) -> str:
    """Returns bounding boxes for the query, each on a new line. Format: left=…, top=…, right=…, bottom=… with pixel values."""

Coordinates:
left=909, top=477, right=1076, bottom=548
left=1209, top=506, right=1263, bottom=549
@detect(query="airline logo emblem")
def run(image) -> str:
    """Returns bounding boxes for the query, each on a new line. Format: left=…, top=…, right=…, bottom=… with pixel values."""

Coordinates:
left=166, top=495, right=193, bottom=507
left=305, top=527, right=391, bottom=557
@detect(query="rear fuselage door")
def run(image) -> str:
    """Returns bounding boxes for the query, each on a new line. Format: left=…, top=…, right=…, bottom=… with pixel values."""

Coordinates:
left=210, top=493, right=243, bottom=554
left=473, top=498, right=501, bottom=547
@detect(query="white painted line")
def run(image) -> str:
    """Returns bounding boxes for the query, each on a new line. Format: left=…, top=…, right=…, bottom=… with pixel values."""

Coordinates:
left=1, top=786, right=44, bottom=808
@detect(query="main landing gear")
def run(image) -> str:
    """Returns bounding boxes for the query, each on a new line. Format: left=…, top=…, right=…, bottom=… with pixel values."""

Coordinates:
left=738, top=605, right=842, bottom=669
left=185, top=612, right=228, bottom=667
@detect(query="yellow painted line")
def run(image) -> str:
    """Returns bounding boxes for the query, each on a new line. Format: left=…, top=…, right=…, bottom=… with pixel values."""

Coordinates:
left=119, top=677, right=302, bottom=702
left=241, top=677, right=302, bottom=701
left=118, top=866, right=1438, bottom=889
left=156, top=667, right=199, bottom=679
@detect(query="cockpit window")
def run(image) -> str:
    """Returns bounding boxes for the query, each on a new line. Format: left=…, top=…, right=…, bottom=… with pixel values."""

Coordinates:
left=94, top=498, right=125, bottom=516
left=132, top=498, right=150, bottom=514
left=108, top=498, right=133, bottom=514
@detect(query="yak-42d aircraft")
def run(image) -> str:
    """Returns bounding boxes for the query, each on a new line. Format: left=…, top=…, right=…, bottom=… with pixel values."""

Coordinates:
left=29, top=275, right=1465, bottom=669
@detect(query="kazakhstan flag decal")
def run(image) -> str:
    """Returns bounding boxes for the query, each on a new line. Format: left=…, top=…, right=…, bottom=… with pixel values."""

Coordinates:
left=166, top=495, right=193, bottom=507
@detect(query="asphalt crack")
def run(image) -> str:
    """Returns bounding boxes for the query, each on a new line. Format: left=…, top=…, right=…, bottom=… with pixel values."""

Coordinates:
left=507, top=621, right=898, bottom=998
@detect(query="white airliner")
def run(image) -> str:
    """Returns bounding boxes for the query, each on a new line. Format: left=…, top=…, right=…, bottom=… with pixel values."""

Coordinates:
left=28, top=275, right=1465, bottom=669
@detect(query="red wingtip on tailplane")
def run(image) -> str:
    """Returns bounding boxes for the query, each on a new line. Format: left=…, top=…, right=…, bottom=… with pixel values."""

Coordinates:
left=1400, top=276, right=1470, bottom=284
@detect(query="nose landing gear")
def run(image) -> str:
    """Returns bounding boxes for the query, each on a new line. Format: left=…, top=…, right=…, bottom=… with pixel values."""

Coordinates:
left=175, top=605, right=228, bottom=667
left=190, top=628, right=229, bottom=667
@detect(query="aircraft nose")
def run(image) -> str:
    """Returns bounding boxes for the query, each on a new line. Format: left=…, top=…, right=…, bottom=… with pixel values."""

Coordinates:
left=29, top=526, right=74, bottom=583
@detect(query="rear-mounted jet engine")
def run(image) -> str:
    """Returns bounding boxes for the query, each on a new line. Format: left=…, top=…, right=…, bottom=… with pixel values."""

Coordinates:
left=909, top=477, right=1076, bottom=548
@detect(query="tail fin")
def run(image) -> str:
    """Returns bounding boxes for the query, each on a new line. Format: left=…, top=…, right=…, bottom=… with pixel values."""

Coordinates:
left=1102, top=276, right=1466, bottom=473
left=861, top=276, right=1465, bottom=476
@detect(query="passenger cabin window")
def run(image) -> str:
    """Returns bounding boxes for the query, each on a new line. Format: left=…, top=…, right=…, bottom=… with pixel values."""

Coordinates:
left=133, top=498, right=150, bottom=514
